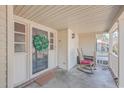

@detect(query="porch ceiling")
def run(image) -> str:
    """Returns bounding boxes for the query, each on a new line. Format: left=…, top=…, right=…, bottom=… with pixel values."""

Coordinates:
left=14, top=5, right=121, bottom=33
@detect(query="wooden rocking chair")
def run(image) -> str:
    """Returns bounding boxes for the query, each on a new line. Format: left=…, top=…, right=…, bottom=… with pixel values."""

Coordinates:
left=77, top=49, right=95, bottom=74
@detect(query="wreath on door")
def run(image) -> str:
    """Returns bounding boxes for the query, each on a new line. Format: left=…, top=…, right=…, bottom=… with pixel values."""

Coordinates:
left=33, top=34, right=49, bottom=51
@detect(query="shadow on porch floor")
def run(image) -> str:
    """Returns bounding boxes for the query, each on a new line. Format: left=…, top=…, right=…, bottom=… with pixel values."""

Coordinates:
left=25, top=65, right=117, bottom=88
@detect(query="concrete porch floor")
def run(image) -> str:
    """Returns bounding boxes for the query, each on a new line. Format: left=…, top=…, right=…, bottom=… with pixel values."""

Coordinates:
left=25, top=65, right=117, bottom=88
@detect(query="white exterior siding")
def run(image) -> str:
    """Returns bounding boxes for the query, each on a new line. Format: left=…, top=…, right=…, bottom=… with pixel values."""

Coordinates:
left=0, top=5, right=7, bottom=87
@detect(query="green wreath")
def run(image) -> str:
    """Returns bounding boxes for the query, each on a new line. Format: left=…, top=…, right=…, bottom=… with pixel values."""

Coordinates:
left=33, top=34, right=49, bottom=51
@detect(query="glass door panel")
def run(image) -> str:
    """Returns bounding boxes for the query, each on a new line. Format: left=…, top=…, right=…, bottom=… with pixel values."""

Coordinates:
left=32, top=27, right=49, bottom=74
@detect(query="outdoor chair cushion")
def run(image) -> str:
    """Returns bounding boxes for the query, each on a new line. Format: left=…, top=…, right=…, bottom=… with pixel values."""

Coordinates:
left=80, top=60, right=93, bottom=65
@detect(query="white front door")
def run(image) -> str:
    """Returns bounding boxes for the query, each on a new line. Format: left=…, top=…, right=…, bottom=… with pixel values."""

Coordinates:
left=13, top=21, right=28, bottom=86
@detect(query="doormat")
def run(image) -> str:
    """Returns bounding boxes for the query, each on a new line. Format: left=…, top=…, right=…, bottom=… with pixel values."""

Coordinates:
left=35, top=69, right=56, bottom=86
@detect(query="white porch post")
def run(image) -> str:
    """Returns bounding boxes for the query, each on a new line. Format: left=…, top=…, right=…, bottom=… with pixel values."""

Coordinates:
left=7, top=5, right=14, bottom=88
left=118, top=12, right=124, bottom=87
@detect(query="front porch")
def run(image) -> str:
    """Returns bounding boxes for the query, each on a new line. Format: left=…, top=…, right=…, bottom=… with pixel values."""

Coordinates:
left=25, top=65, right=116, bottom=88
left=1, top=5, right=124, bottom=88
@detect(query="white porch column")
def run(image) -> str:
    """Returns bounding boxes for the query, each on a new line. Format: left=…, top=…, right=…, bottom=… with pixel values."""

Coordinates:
left=118, top=12, right=124, bottom=87
left=7, top=5, right=14, bottom=88
left=0, top=5, right=14, bottom=88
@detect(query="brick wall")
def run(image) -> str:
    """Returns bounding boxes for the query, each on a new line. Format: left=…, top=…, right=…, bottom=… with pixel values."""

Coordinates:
left=0, top=5, right=7, bottom=88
